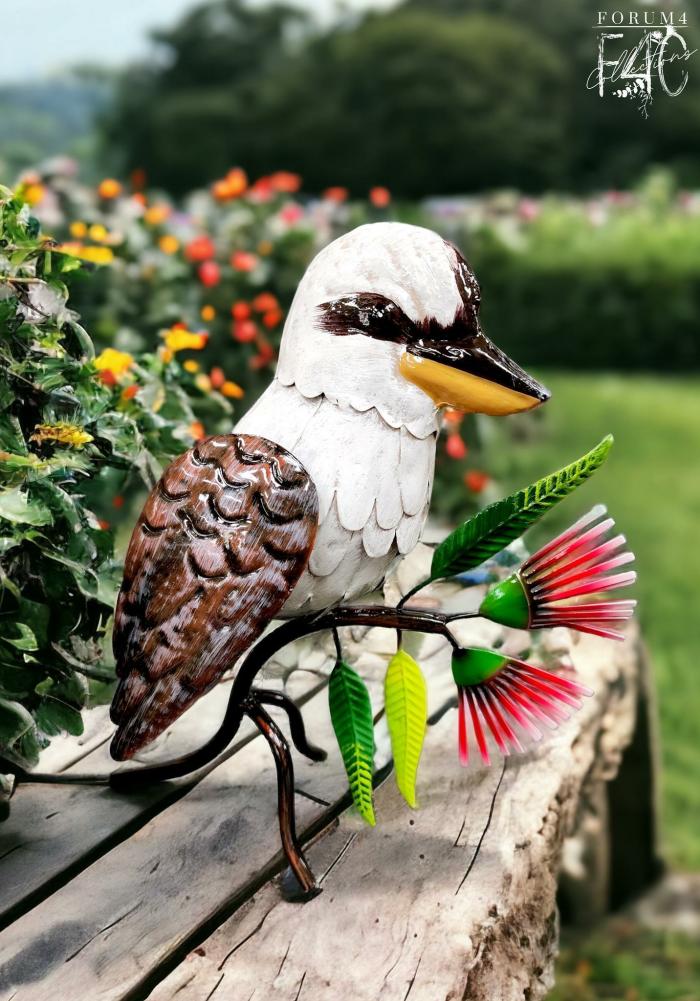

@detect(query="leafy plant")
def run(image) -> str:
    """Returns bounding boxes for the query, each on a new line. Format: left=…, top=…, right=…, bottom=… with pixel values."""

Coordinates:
left=328, top=659, right=376, bottom=825
left=0, top=185, right=229, bottom=769
left=384, top=650, right=427, bottom=808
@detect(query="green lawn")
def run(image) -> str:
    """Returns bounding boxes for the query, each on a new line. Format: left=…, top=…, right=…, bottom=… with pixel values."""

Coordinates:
left=489, top=373, right=700, bottom=872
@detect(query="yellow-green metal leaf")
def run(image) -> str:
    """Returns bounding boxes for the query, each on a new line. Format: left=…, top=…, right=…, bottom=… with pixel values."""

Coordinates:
left=329, top=660, right=376, bottom=826
left=384, top=650, right=427, bottom=808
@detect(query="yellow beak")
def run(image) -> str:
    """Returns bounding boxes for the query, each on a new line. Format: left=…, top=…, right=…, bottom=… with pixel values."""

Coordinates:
left=400, top=329, right=549, bottom=416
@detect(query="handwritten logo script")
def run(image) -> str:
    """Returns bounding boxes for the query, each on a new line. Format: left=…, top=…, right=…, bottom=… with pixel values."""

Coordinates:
left=588, top=11, right=697, bottom=117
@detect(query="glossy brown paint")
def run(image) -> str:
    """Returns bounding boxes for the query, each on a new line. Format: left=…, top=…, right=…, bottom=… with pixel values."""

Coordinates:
left=110, top=434, right=319, bottom=761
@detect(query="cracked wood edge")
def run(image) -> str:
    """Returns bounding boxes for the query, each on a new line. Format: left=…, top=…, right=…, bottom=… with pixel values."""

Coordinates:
left=146, top=630, right=641, bottom=1001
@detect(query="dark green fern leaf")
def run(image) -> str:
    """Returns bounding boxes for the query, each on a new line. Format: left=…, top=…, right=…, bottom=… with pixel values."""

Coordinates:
left=328, top=660, right=376, bottom=825
left=431, top=435, right=614, bottom=581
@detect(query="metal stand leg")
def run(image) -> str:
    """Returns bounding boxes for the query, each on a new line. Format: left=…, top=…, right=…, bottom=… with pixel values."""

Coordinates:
left=255, top=689, right=327, bottom=762
left=245, top=699, right=321, bottom=902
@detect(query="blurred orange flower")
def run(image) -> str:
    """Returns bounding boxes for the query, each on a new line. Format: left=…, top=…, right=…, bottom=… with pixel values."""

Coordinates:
left=230, top=250, right=258, bottom=272
left=221, top=380, right=244, bottom=399
left=190, top=422, right=206, bottom=441
left=369, top=186, right=391, bottom=207
left=183, top=360, right=200, bottom=373
left=201, top=304, right=216, bottom=321
left=323, top=186, right=349, bottom=203
left=159, top=234, right=179, bottom=255
left=269, top=171, right=301, bottom=193
left=185, top=236, right=215, bottom=262
left=121, top=384, right=139, bottom=401
left=144, top=203, right=171, bottom=226
left=212, top=167, right=248, bottom=201
left=98, top=178, right=122, bottom=199
left=252, top=292, right=278, bottom=313
left=263, top=309, right=283, bottom=329
left=69, top=221, right=87, bottom=238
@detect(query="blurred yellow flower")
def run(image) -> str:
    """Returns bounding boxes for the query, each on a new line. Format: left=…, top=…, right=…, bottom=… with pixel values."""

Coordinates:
left=88, top=223, right=108, bottom=242
left=158, top=234, right=179, bottom=255
left=94, top=348, right=134, bottom=378
left=163, top=327, right=209, bottom=353
left=30, top=422, right=93, bottom=449
left=160, top=347, right=174, bottom=364
left=195, top=373, right=212, bottom=393
left=144, top=204, right=170, bottom=226
left=79, top=245, right=114, bottom=265
left=257, top=240, right=273, bottom=256
left=200, top=304, right=216, bottom=322
left=183, top=359, right=200, bottom=373
left=24, top=184, right=45, bottom=206
left=221, top=380, right=244, bottom=399
left=69, top=221, right=87, bottom=238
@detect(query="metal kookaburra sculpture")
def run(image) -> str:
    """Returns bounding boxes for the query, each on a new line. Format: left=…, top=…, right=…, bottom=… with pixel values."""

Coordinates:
left=105, top=223, right=634, bottom=899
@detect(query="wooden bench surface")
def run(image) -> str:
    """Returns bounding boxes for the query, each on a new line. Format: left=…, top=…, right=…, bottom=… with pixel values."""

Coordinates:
left=0, top=581, right=646, bottom=1001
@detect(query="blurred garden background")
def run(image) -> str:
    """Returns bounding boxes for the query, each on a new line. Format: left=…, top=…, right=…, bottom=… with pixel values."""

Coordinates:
left=2, top=1, right=700, bottom=996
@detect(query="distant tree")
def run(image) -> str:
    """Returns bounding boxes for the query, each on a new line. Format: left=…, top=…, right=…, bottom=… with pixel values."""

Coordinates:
left=102, top=0, right=310, bottom=193
left=236, top=11, right=568, bottom=195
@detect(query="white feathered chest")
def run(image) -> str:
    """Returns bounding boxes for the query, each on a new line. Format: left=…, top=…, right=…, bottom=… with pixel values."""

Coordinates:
left=235, top=380, right=438, bottom=612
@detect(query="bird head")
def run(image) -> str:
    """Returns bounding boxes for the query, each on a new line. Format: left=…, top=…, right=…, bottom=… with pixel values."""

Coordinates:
left=276, top=223, right=549, bottom=433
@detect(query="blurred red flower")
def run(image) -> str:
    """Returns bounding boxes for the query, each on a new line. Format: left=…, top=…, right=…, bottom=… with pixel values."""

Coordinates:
left=231, top=301, right=251, bottom=320
left=252, top=292, right=278, bottom=313
left=185, top=236, right=215, bottom=263
left=230, top=250, right=258, bottom=272
left=198, top=261, right=221, bottom=287
left=233, top=320, right=258, bottom=343
left=465, top=470, right=490, bottom=493
left=446, top=433, right=467, bottom=460
left=323, top=187, right=349, bottom=203
left=369, top=186, right=391, bottom=207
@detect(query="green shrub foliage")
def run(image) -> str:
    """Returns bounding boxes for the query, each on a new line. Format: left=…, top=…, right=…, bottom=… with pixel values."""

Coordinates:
left=0, top=187, right=228, bottom=768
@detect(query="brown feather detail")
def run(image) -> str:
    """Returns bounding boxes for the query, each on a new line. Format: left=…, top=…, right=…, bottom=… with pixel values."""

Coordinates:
left=109, top=434, right=318, bottom=761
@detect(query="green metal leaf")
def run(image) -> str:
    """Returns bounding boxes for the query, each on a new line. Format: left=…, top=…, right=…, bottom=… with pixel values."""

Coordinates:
left=384, top=650, right=427, bottom=809
left=329, top=660, right=376, bottom=826
left=430, top=435, right=614, bottom=581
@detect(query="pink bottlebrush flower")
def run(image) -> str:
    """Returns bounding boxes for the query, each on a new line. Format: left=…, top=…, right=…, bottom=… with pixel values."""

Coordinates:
left=480, top=506, right=636, bottom=641
left=452, top=648, right=592, bottom=766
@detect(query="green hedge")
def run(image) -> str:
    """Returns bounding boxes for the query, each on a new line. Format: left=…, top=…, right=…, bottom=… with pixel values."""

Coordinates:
left=456, top=179, right=700, bottom=370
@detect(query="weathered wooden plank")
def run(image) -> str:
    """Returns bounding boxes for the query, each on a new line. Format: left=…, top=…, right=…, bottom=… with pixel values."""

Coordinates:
left=0, top=615, right=476, bottom=1001
left=146, top=631, right=641, bottom=1001
left=0, top=673, right=319, bottom=930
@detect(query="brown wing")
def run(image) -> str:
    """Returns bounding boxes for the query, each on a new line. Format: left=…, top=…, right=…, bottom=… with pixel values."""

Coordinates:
left=109, top=434, right=318, bottom=761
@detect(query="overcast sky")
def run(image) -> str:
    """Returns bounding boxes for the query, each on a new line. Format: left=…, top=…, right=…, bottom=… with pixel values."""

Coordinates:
left=0, top=0, right=397, bottom=83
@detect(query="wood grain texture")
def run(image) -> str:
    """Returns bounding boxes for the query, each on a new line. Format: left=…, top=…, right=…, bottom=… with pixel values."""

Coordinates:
left=146, top=631, right=641, bottom=1001
left=111, top=434, right=318, bottom=760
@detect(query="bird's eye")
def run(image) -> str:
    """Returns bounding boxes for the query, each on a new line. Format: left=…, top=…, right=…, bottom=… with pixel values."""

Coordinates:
left=318, top=293, right=414, bottom=345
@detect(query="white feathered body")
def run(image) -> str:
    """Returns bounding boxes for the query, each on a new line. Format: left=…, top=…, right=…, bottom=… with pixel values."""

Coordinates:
left=236, top=381, right=437, bottom=612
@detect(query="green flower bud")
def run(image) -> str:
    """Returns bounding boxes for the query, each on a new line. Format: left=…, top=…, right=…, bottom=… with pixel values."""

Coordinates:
left=479, top=573, right=530, bottom=629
